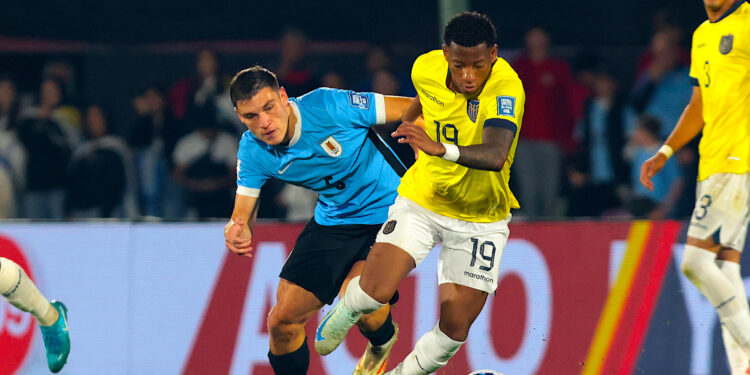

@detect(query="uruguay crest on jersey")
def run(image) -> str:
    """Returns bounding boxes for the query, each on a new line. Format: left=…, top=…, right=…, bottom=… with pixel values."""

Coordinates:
left=320, top=136, right=342, bottom=157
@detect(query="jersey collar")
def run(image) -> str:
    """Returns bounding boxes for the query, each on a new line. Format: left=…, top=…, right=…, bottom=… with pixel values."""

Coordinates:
left=713, top=0, right=746, bottom=23
left=287, top=100, right=302, bottom=147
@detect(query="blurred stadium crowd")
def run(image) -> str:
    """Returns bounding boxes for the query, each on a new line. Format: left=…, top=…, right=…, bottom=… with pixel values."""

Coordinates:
left=0, top=24, right=700, bottom=222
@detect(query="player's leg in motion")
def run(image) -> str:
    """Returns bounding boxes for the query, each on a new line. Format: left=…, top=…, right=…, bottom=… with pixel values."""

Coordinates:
left=0, top=257, right=70, bottom=373
left=681, top=238, right=750, bottom=359
left=717, top=249, right=750, bottom=374
left=387, top=283, right=487, bottom=375
left=343, top=262, right=399, bottom=375
left=267, top=279, right=324, bottom=374
left=315, top=243, right=415, bottom=356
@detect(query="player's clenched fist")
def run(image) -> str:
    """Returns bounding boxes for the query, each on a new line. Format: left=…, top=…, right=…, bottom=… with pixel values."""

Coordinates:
left=225, top=217, right=254, bottom=258
left=639, top=153, right=667, bottom=192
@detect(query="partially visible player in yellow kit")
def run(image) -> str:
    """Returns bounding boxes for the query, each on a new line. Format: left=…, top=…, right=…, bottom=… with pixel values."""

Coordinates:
left=641, top=0, right=750, bottom=373
left=315, top=11, right=523, bottom=374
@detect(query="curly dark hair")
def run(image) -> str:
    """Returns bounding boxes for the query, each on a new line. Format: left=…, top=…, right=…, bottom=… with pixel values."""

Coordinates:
left=443, top=11, right=497, bottom=48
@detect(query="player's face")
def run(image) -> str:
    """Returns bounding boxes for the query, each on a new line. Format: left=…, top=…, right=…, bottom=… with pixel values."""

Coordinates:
left=443, top=42, right=498, bottom=95
left=703, top=0, right=727, bottom=11
left=235, top=86, right=290, bottom=145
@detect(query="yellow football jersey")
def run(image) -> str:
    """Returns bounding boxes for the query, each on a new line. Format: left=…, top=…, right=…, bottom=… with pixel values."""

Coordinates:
left=398, top=50, right=525, bottom=222
left=689, top=0, right=750, bottom=180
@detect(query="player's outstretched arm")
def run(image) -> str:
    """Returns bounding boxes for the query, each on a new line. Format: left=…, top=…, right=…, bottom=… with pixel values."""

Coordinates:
left=640, top=86, right=703, bottom=191
left=400, top=95, right=422, bottom=123
left=383, top=95, right=415, bottom=123
left=225, top=194, right=259, bottom=258
left=393, top=121, right=514, bottom=171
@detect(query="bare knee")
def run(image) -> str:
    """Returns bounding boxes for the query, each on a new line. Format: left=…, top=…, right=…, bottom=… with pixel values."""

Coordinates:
left=267, top=306, right=306, bottom=344
left=360, top=279, right=395, bottom=305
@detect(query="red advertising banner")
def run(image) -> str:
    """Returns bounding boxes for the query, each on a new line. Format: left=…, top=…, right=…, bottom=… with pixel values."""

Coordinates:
left=182, top=220, right=680, bottom=374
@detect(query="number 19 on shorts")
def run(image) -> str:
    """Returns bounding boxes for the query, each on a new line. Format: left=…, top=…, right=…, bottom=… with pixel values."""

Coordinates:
left=470, top=238, right=496, bottom=271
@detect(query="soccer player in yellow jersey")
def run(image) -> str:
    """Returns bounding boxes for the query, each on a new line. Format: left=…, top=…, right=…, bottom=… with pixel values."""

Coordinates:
left=315, top=12, right=523, bottom=374
left=641, top=0, right=750, bottom=373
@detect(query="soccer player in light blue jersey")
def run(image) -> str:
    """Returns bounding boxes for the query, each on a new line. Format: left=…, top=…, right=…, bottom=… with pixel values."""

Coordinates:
left=223, top=66, right=413, bottom=375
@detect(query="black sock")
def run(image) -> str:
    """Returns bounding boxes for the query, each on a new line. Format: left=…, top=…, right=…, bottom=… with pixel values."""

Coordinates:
left=268, top=337, right=310, bottom=375
left=359, top=312, right=395, bottom=347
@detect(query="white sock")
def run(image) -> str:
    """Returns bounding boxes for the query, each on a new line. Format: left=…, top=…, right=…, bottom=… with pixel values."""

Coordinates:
left=0, top=257, right=57, bottom=326
left=396, top=323, right=464, bottom=375
left=682, top=246, right=750, bottom=357
left=718, top=260, right=750, bottom=374
left=343, top=276, right=384, bottom=315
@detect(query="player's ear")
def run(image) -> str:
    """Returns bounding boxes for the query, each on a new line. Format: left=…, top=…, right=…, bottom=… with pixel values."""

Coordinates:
left=490, top=44, right=498, bottom=63
left=442, top=44, right=449, bottom=59
left=279, top=86, right=289, bottom=103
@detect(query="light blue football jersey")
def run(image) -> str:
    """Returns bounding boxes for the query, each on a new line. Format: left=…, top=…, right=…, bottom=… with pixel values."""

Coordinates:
left=236, top=88, right=400, bottom=226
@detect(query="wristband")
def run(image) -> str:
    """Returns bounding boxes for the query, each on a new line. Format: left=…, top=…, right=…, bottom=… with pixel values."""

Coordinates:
left=441, top=143, right=460, bottom=162
left=657, top=144, right=674, bottom=159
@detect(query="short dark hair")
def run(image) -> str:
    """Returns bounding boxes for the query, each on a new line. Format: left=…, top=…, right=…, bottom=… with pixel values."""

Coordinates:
left=444, top=11, right=497, bottom=48
left=229, top=65, right=280, bottom=107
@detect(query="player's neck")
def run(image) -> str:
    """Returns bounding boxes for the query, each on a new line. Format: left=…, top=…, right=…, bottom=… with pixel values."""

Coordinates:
left=706, top=0, right=740, bottom=22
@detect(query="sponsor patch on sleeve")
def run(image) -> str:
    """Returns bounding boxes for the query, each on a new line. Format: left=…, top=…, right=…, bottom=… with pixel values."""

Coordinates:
left=348, top=92, right=370, bottom=110
left=497, top=96, right=516, bottom=117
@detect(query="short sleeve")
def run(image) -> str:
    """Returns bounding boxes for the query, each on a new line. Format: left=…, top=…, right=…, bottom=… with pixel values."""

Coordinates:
left=688, top=29, right=701, bottom=86
left=236, top=134, right=269, bottom=197
left=481, top=78, right=525, bottom=134
left=324, top=89, right=386, bottom=127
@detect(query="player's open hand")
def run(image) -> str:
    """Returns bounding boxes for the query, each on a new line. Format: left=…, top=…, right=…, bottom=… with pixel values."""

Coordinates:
left=640, top=153, right=668, bottom=191
left=225, top=217, right=253, bottom=258
left=392, top=121, right=443, bottom=158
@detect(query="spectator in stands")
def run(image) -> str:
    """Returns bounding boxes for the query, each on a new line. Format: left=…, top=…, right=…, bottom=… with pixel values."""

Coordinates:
left=129, top=85, right=186, bottom=218
left=625, top=115, right=682, bottom=218
left=16, top=78, right=75, bottom=219
left=635, top=25, right=690, bottom=78
left=371, top=68, right=401, bottom=96
left=566, top=70, right=632, bottom=217
left=512, top=27, right=575, bottom=218
left=66, top=104, right=136, bottom=218
left=356, top=44, right=414, bottom=97
left=568, top=53, right=599, bottom=130
left=278, top=185, right=318, bottom=222
left=21, top=77, right=80, bottom=146
left=275, top=29, right=318, bottom=97
left=0, top=77, right=25, bottom=218
left=0, top=75, right=26, bottom=216
left=172, top=108, right=237, bottom=219
left=630, top=29, right=693, bottom=139
left=0, top=75, right=21, bottom=132
left=168, top=49, right=223, bottom=123
left=320, top=71, right=346, bottom=89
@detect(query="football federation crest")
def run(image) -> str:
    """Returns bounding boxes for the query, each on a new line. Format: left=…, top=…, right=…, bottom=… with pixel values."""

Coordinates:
left=720, top=34, right=733, bottom=55
left=320, top=136, right=342, bottom=157
left=348, top=92, right=370, bottom=109
left=467, top=100, right=479, bottom=123
left=383, top=220, right=397, bottom=234
left=497, top=96, right=516, bottom=117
